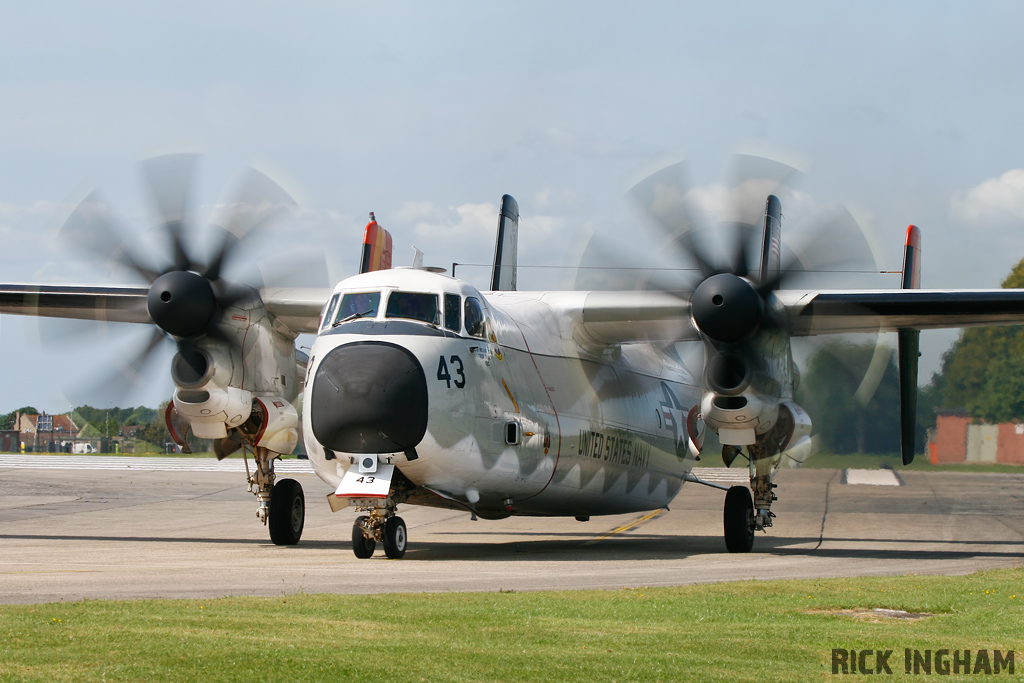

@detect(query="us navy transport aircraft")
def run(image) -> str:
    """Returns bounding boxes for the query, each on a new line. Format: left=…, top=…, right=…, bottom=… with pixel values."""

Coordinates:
left=3, top=152, right=1024, bottom=559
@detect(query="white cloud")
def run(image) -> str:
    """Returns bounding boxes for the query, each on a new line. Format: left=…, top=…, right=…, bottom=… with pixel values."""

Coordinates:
left=531, top=187, right=584, bottom=211
left=950, top=169, right=1024, bottom=227
left=409, top=202, right=498, bottom=240
left=394, top=201, right=445, bottom=224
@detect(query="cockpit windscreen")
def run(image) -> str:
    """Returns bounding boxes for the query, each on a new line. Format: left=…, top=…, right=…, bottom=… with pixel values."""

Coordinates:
left=335, top=292, right=380, bottom=325
left=385, top=292, right=440, bottom=324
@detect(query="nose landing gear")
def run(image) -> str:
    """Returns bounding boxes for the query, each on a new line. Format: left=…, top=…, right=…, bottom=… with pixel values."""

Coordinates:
left=351, top=508, right=408, bottom=559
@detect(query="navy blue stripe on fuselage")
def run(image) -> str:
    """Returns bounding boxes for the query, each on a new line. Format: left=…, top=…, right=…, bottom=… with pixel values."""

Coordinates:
left=321, top=319, right=465, bottom=339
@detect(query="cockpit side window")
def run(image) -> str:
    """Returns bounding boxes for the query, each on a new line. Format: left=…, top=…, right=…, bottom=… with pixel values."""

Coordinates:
left=320, top=293, right=340, bottom=332
left=464, top=296, right=487, bottom=339
left=335, top=292, right=380, bottom=325
left=385, top=292, right=440, bottom=324
left=444, top=294, right=461, bottom=332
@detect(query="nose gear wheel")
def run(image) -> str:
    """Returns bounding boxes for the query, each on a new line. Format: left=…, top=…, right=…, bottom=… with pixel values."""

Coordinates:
left=349, top=496, right=409, bottom=559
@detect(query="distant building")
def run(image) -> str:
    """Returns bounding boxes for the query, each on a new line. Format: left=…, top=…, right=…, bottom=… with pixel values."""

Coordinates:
left=120, top=424, right=144, bottom=439
left=929, top=409, right=1024, bottom=464
left=14, top=412, right=81, bottom=453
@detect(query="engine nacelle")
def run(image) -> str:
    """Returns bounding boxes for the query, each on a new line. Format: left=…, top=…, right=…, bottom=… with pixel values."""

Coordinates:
left=700, top=388, right=779, bottom=446
left=174, top=385, right=253, bottom=439
left=251, top=396, right=299, bottom=454
left=777, top=401, right=813, bottom=463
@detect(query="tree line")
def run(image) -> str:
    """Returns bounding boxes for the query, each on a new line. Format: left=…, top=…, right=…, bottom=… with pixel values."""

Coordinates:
left=0, top=403, right=171, bottom=446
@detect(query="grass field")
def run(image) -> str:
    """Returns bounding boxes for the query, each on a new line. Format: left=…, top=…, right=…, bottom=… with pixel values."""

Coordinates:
left=2, top=568, right=1022, bottom=682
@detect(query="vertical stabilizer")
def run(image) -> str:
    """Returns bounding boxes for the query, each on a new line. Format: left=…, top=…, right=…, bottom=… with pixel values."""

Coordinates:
left=898, top=225, right=922, bottom=465
left=759, top=195, right=783, bottom=285
left=490, top=195, right=519, bottom=291
left=359, top=212, right=393, bottom=274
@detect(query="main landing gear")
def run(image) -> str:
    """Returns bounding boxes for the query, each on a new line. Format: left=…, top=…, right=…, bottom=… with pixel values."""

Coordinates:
left=723, top=485, right=755, bottom=553
left=351, top=511, right=408, bottom=559
left=245, top=445, right=305, bottom=546
left=721, top=436, right=782, bottom=553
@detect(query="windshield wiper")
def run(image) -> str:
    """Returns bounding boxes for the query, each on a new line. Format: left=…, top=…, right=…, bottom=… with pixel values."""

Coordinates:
left=333, top=309, right=373, bottom=326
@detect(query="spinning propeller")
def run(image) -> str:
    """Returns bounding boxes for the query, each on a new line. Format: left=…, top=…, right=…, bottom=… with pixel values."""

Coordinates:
left=611, top=153, right=890, bottom=458
left=51, top=153, right=307, bottom=403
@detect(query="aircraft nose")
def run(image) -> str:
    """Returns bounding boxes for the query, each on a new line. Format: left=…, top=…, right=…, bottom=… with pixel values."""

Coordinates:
left=310, top=342, right=428, bottom=454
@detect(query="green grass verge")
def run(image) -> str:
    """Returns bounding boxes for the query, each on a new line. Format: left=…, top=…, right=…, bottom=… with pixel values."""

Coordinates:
left=2, top=568, right=1022, bottom=682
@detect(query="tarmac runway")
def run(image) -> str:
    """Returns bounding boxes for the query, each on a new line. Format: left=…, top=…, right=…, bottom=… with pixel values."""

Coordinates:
left=1, top=455, right=1023, bottom=604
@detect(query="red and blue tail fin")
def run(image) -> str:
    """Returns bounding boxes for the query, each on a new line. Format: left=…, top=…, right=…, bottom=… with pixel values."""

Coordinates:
left=359, top=212, right=393, bottom=274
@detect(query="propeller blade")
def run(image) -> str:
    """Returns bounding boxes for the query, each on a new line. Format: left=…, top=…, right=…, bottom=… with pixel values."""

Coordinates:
left=58, top=190, right=161, bottom=283
left=728, top=222, right=754, bottom=279
left=61, top=326, right=173, bottom=407
left=139, top=153, right=200, bottom=273
left=721, top=154, right=803, bottom=228
left=256, top=248, right=332, bottom=289
left=569, top=229, right=697, bottom=292
left=721, top=155, right=801, bottom=279
left=626, top=159, right=721, bottom=278
left=204, top=165, right=299, bottom=283
left=204, top=322, right=245, bottom=358
left=776, top=204, right=888, bottom=290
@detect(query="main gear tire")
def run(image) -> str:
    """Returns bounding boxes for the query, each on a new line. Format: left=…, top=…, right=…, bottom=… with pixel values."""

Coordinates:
left=724, top=485, right=755, bottom=553
left=268, top=478, right=304, bottom=546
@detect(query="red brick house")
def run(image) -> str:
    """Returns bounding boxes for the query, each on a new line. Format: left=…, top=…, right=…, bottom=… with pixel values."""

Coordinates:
left=14, top=412, right=80, bottom=453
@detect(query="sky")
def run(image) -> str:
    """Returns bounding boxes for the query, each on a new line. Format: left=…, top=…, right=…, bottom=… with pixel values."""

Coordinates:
left=2, top=1, right=1024, bottom=413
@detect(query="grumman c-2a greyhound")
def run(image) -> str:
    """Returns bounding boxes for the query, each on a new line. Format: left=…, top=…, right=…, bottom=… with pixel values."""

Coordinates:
left=4, top=153, right=1024, bottom=559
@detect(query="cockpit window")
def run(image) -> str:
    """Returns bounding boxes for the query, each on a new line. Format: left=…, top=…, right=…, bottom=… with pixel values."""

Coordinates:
left=464, top=296, right=487, bottom=339
left=334, top=292, right=380, bottom=325
left=385, top=291, right=440, bottom=324
left=320, top=293, right=340, bottom=332
left=444, top=294, right=461, bottom=332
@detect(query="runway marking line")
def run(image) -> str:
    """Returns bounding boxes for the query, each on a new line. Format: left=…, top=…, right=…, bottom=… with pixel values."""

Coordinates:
left=581, top=509, right=663, bottom=547
left=0, top=570, right=98, bottom=575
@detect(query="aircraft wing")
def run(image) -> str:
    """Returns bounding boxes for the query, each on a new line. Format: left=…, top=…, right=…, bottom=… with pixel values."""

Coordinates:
left=570, top=287, right=1024, bottom=345
left=578, top=291, right=697, bottom=345
left=0, top=284, right=151, bottom=323
left=779, top=288, right=1024, bottom=335
left=262, top=287, right=333, bottom=334
left=0, top=283, right=332, bottom=334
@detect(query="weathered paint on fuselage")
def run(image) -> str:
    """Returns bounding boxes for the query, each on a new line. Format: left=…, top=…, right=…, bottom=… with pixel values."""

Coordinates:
left=302, top=269, right=701, bottom=518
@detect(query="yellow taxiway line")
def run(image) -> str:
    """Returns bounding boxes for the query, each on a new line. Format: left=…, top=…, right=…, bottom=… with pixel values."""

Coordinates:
left=581, top=509, right=663, bottom=546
